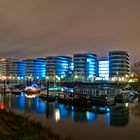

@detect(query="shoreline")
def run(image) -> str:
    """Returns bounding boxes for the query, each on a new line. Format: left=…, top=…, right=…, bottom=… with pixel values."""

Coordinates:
left=0, top=110, right=71, bottom=140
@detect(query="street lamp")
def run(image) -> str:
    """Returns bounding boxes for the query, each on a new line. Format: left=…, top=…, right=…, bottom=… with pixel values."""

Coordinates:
left=0, top=76, right=6, bottom=105
left=46, top=76, right=50, bottom=99
left=125, top=74, right=129, bottom=82
left=28, top=76, right=32, bottom=86
left=74, top=75, right=78, bottom=81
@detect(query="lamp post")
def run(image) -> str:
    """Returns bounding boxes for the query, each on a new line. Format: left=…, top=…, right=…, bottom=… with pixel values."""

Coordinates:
left=28, top=76, right=31, bottom=86
left=47, top=80, right=49, bottom=98
left=125, top=74, right=129, bottom=82
left=1, top=76, right=6, bottom=105
left=116, top=72, right=119, bottom=86
left=74, top=75, right=78, bottom=82
left=0, top=76, right=6, bottom=110
left=56, top=75, right=61, bottom=86
left=3, top=79, right=6, bottom=105
left=46, top=76, right=50, bottom=99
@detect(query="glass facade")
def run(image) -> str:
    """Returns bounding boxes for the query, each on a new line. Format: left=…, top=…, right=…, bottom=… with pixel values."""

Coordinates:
left=0, top=58, right=25, bottom=80
left=16, top=60, right=26, bottom=80
left=98, top=61, right=109, bottom=78
left=73, top=53, right=97, bottom=81
left=0, top=50, right=130, bottom=82
left=46, top=56, right=72, bottom=81
left=24, top=58, right=46, bottom=80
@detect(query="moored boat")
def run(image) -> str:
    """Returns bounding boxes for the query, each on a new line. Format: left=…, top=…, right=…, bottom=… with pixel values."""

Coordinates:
left=39, top=93, right=56, bottom=102
left=58, top=93, right=92, bottom=106
left=57, top=93, right=73, bottom=104
left=11, top=88, right=23, bottom=95
left=24, top=85, right=41, bottom=93
left=91, top=95, right=114, bottom=106
left=114, top=94, right=128, bottom=103
left=0, top=88, right=11, bottom=93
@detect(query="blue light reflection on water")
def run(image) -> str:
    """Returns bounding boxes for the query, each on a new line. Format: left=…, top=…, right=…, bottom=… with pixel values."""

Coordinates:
left=0, top=93, right=138, bottom=140
left=71, top=105, right=75, bottom=122
left=0, top=93, right=130, bottom=126
left=57, top=103, right=68, bottom=118
left=33, top=96, right=46, bottom=113
left=17, top=93, right=25, bottom=111
left=106, top=113, right=111, bottom=126
left=3, top=93, right=104, bottom=123
left=86, top=111, right=96, bottom=122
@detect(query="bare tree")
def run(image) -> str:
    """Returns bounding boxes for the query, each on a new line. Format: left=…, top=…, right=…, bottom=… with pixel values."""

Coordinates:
left=131, top=61, right=140, bottom=76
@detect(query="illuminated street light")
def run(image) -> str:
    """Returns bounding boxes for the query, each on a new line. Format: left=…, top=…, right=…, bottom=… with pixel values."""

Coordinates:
left=125, top=74, right=128, bottom=78
left=46, top=76, right=49, bottom=81
left=74, top=75, right=78, bottom=79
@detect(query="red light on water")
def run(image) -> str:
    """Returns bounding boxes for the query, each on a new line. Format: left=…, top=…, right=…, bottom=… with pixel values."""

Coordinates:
left=0, top=102, right=5, bottom=110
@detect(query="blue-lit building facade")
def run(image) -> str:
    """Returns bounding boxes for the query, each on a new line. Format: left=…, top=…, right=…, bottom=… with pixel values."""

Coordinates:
left=0, top=58, right=25, bottom=80
left=73, top=53, right=97, bottom=81
left=0, top=50, right=131, bottom=82
left=15, top=60, right=26, bottom=80
left=98, top=60, right=109, bottom=79
left=46, top=56, right=73, bottom=81
left=24, top=58, right=46, bottom=80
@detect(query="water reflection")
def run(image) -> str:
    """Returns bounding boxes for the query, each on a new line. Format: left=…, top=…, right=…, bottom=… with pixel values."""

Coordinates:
left=33, top=97, right=46, bottom=113
left=71, top=106, right=97, bottom=122
left=0, top=93, right=130, bottom=125
left=57, top=103, right=71, bottom=119
left=17, top=93, right=25, bottom=111
left=110, top=103, right=129, bottom=127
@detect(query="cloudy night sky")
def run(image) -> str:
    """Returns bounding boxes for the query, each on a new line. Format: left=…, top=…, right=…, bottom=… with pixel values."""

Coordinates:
left=0, top=0, right=140, bottom=62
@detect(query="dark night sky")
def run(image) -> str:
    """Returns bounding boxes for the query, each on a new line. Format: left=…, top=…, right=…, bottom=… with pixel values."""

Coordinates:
left=0, top=0, right=140, bottom=62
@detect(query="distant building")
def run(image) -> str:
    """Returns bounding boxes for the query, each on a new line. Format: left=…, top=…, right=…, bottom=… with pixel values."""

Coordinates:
left=98, top=60, right=109, bottom=79
left=15, top=60, right=26, bottom=80
left=109, top=51, right=130, bottom=77
left=0, top=58, right=25, bottom=80
left=24, top=58, right=46, bottom=80
left=46, top=56, right=72, bottom=81
left=73, top=53, right=97, bottom=81
left=0, top=50, right=131, bottom=82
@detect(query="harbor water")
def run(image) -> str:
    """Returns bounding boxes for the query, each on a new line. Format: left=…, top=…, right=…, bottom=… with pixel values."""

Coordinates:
left=0, top=92, right=140, bottom=140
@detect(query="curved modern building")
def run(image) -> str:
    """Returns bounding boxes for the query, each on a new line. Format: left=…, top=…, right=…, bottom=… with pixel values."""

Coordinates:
left=46, top=56, right=72, bottom=81
left=25, top=58, right=46, bottom=80
left=0, top=58, right=25, bottom=80
left=109, top=51, right=130, bottom=77
left=74, top=53, right=97, bottom=81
